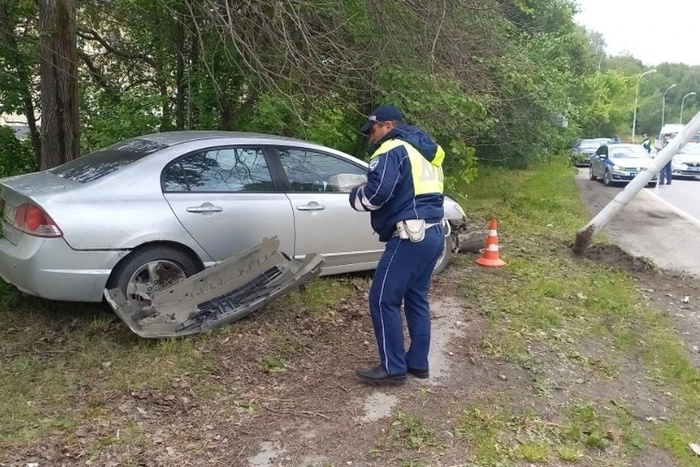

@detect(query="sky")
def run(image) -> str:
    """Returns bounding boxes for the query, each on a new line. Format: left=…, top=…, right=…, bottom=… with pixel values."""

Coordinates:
left=574, top=0, right=700, bottom=66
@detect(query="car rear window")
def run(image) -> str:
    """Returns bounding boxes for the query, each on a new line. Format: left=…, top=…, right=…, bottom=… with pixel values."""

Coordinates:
left=51, top=138, right=168, bottom=183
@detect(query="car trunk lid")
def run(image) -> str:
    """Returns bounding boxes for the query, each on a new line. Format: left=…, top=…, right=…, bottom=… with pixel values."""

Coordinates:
left=0, top=172, right=79, bottom=245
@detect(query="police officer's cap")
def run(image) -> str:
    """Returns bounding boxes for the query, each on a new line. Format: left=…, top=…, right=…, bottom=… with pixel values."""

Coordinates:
left=360, top=105, right=405, bottom=134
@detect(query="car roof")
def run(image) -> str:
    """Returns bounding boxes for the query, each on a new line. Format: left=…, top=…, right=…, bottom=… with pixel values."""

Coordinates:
left=660, top=124, right=684, bottom=133
left=135, top=130, right=312, bottom=146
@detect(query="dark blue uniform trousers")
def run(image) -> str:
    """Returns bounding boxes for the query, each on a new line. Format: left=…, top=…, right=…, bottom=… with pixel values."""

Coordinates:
left=369, top=225, right=445, bottom=376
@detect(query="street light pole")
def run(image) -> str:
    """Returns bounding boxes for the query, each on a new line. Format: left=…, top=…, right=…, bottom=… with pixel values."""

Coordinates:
left=680, top=92, right=697, bottom=124
left=632, top=69, right=657, bottom=141
left=662, top=83, right=677, bottom=128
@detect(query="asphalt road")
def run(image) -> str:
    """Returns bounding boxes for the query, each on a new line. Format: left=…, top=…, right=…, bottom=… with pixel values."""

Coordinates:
left=651, top=177, right=700, bottom=222
left=576, top=170, right=700, bottom=278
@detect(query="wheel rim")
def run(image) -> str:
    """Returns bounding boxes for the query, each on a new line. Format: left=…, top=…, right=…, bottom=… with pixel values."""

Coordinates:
left=604, top=171, right=611, bottom=185
left=589, top=167, right=594, bottom=179
left=434, top=236, right=449, bottom=272
left=126, top=260, right=187, bottom=301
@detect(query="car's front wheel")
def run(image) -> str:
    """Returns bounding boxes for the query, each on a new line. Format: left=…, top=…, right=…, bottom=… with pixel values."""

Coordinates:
left=589, top=166, right=597, bottom=181
left=603, top=170, right=613, bottom=187
left=433, top=233, right=454, bottom=276
left=108, top=245, right=202, bottom=302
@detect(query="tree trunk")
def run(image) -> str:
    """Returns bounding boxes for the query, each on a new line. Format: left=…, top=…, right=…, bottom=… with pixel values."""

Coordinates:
left=174, top=15, right=187, bottom=131
left=188, top=29, right=199, bottom=129
left=38, top=0, right=79, bottom=170
left=220, top=101, right=233, bottom=131
left=157, top=71, right=172, bottom=131
left=23, top=95, right=41, bottom=170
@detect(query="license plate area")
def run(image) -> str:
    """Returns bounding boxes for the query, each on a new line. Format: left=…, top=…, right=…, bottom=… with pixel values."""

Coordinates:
left=3, top=204, right=17, bottom=224
left=1, top=204, right=19, bottom=244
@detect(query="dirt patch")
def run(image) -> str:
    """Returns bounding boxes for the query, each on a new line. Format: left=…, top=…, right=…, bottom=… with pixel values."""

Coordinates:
left=1, top=238, right=696, bottom=465
left=583, top=243, right=658, bottom=273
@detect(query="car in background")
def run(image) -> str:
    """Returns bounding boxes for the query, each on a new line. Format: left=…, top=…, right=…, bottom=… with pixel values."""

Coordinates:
left=570, top=138, right=611, bottom=167
left=589, top=143, right=658, bottom=187
left=0, top=131, right=467, bottom=303
left=656, top=124, right=700, bottom=151
left=671, top=142, right=700, bottom=179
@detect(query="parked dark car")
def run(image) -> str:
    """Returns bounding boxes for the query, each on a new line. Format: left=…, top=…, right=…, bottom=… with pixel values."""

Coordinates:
left=571, top=139, right=610, bottom=167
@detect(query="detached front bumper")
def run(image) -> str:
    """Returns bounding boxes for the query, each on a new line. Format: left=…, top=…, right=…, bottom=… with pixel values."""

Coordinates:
left=105, top=237, right=324, bottom=338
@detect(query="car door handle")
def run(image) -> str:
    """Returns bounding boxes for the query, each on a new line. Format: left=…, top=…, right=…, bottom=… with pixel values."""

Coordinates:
left=296, top=203, right=326, bottom=211
left=187, top=205, right=223, bottom=213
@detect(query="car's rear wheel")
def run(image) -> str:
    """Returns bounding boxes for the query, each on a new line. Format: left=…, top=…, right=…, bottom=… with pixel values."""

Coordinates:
left=433, top=233, right=454, bottom=276
left=109, top=246, right=202, bottom=302
left=589, top=166, right=597, bottom=180
left=603, top=170, right=613, bottom=186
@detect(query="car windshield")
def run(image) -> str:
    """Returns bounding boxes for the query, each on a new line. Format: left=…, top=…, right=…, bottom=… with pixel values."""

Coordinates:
left=680, top=142, right=700, bottom=155
left=579, top=140, right=602, bottom=149
left=610, top=147, right=648, bottom=159
left=51, top=138, right=168, bottom=183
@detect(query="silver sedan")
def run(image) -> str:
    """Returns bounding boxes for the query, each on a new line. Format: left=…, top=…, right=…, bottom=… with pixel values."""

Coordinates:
left=0, top=131, right=466, bottom=303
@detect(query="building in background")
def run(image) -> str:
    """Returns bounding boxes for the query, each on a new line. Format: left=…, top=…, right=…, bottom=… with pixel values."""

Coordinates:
left=0, top=113, right=31, bottom=140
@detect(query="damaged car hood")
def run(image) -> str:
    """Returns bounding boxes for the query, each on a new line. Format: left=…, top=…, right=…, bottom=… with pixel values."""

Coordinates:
left=105, top=237, right=324, bottom=338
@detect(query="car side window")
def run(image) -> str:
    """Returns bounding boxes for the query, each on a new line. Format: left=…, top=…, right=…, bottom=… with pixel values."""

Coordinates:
left=277, top=148, right=367, bottom=193
left=162, top=147, right=274, bottom=193
left=595, top=146, right=606, bottom=156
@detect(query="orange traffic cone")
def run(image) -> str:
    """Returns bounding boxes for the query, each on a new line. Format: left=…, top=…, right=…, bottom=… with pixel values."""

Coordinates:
left=476, top=219, right=506, bottom=267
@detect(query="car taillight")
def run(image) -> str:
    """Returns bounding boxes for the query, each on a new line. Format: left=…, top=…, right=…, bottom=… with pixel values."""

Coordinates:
left=13, top=203, right=63, bottom=237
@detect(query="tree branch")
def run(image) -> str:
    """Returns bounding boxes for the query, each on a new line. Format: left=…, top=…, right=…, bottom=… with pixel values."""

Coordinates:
left=77, top=27, right=155, bottom=66
left=76, top=49, right=121, bottom=103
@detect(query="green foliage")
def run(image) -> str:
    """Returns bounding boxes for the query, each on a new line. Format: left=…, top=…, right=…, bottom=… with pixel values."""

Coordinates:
left=376, top=68, right=490, bottom=184
left=80, top=92, right=163, bottom=152
left=4, top=0, right=692, bottom=174
left=579, top=71, right=634, bottom=138
left=0, top=127, right=35, bottom=177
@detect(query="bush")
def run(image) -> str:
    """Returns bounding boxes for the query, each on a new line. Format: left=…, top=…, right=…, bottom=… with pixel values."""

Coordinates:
left=568, top=151, right=591, bottom=167
left=0, top=126, right=36, bottom=177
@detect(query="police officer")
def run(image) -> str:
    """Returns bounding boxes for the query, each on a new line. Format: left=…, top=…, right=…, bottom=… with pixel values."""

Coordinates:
left=641, top=134, right=652, bottom=153
left=350, top=105, right=446, bottom=384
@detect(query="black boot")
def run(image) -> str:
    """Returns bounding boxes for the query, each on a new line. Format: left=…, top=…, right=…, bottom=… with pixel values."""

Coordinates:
left=407, top=367, right=429, bottom=379
left=356, top=364, right=407, bottom=384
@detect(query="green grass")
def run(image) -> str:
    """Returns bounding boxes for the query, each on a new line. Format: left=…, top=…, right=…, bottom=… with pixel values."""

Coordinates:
left=375, top=411, right=437, bottom=455
left=2, top=158, right=700, bottom=465
left=454, top=395, right=644, bottom=465
left=0, top=299, right=217, bottom=447
left=456, top=159, right=700, bottom=466
left=286, top=277, right=359, bottom=319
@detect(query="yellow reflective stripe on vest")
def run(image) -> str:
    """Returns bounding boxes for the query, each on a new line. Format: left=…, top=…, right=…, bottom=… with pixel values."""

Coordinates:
left=371, top=140, right=444, bottom=195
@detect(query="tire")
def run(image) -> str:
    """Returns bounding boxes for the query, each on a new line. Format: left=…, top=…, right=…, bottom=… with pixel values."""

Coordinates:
left=647, top=182, right=657, bottom=188
left=433, top=233, right=454, bottom=276
left=589, top=167, right=597, bottom=181
left=603, top=170, right=613, bottom=187
left=108, top=245, right=202, bottom=302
